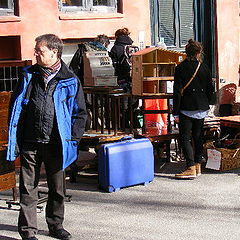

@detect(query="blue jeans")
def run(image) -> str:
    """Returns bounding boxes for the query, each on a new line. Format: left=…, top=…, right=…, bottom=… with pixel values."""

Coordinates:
left=179, top=113, right=205, bottom=167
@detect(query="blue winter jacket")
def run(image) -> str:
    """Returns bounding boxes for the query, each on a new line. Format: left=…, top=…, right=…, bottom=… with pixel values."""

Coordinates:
left=6, top=62, right=87, bottom=169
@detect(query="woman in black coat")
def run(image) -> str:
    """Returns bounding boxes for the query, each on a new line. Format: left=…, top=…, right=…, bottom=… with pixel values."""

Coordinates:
left=109, top=27, right=133, bottom=92
left=173, top=39, right=214, bottom=179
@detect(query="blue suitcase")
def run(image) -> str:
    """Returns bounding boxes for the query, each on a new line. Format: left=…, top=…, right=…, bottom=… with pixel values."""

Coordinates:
left=98, top=137, right=154, bottom=192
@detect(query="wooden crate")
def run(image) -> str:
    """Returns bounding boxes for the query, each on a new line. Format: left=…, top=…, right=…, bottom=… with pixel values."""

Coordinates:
left=132, top=47, right=186, bottom=96
left=0, top=91, right=12, bottom=108
left=0, top=171, right=16, bottom=192
left=0, top=92, right=11, bottom=142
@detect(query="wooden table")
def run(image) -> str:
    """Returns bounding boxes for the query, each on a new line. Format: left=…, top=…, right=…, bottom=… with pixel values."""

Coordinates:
left=80, top=131, right=132, bottom=147
left=219, top=115, right=240, bottom=139
left=134, top=127, right=180, bottom=162
left=219, top=115, right=240, bottom=129
left=83, top=86, right=133, bottom=135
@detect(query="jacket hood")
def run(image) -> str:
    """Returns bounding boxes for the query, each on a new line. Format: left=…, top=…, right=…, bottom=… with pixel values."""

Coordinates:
left=115, top=35, right=133, bottom=45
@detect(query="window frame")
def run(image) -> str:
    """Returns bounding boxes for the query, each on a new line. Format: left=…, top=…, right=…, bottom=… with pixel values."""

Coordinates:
left=0, top=0, right=14, bottom=16
left=158, top=0, right=175, bottom=48
left=59, top=0, right=117, bottom=13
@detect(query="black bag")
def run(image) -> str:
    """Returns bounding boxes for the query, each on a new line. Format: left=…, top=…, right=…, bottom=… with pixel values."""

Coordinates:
left=119, top=45, right=139, bottom=69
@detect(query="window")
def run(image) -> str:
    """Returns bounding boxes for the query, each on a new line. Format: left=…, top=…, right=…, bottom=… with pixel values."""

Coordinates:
left=159, top=0, right=175, bottom=46
left=0, top=66, right=20, bottom=91
left=0, top=0, right=14, bottom=15
left=59, top=0, right=117, bottom=13
left=151, top=0, right=195, bottom=49
left=179, top=1, right=194, bottom=46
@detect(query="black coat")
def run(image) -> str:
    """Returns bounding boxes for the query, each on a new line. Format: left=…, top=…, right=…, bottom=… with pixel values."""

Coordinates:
left=173, top=59, right=214, bottom=116
left=69, top=43, right=87, bottom=86
left=109, top=35, right=133, bottom=79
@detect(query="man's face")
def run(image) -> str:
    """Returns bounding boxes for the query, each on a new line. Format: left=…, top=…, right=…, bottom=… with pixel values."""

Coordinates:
left=34, top=41, right=58, bottom=67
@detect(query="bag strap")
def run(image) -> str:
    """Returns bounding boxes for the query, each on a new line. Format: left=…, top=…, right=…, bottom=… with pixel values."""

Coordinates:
left=181, top=61, right=201, bottom=96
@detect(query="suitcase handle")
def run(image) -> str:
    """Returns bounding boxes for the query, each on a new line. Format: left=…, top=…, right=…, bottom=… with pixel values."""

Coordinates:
left=120, top=136, right=132, bottom=141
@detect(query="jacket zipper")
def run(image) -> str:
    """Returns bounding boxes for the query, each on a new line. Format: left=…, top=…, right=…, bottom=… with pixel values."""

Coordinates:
left=39, top=84, right=49, bottom=136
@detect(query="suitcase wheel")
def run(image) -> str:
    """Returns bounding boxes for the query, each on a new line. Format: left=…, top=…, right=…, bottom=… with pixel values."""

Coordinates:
left=108, top=186, right=120, bottom=192
left=143, top=181, right=151, bottom=186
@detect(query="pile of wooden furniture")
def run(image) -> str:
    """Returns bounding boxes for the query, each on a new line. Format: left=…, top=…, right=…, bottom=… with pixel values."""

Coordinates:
left=0, top=60, right=31, bottom=203
left=0, top=91, right=16, bottom=201
left=131, top=47, right=186, bottom=162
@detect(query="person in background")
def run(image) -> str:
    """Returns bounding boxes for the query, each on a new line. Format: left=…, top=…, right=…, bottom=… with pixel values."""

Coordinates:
left=69, top=34, right=110, bottom=85
left=69, top=34, right=110, bottom=133
left=88, top=34, right=110, bottom=51
left=7, top=34, right=87, bottom=240
left=109, top=27, right=133, bottom=92
left=173, top=39, right=214, bottom=179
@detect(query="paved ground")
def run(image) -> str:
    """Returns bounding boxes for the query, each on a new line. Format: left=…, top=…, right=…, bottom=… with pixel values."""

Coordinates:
left=0, top=158, right=240, bottom=240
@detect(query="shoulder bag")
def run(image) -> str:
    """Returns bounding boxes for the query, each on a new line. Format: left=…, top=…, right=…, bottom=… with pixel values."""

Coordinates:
left=180, top=61, right=201, bottom=96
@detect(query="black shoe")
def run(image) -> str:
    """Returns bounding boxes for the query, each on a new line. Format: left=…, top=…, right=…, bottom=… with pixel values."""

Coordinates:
left=22, top=237, right=38, bottom=240
left=49, top=228, right=72, bottom=240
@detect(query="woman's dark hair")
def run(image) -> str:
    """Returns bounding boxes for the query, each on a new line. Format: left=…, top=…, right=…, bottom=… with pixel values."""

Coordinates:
left=35, top=34, right=63, bottom=58
left=115, top=27, right=130, bottom=38
left=185, top=39, right=203, bottom=60
left=94, top=34, right=110, bottom=47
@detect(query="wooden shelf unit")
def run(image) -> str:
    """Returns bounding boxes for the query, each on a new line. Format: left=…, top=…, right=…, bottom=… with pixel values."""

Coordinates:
left=132, top=47, right=186, bottom=96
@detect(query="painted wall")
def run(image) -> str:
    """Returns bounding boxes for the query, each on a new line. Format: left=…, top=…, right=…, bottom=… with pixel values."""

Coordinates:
left=0, top=0, right=151, bottom=62
left=216, top=0, right=240, bottom=104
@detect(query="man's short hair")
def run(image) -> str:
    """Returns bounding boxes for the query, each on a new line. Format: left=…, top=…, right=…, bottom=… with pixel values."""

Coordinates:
left=35, top=34, right=63, bottom=58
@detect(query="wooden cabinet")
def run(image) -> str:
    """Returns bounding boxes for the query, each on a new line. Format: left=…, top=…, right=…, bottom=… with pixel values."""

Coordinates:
left=0, top=92, right=16, bottom=199
left=0, top=92, right=11, bottom=143
left=132, top=47, right=186, bottom=96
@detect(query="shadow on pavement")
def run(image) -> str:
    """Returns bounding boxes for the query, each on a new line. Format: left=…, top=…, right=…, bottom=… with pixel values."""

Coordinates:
left=0, top=236, right=18, bottom=240
left=0, top=224, right=17, bottom=232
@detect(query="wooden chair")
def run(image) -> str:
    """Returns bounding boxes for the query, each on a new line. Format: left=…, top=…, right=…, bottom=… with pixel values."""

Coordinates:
left=83, top=86, right=133, bottom=135
left=203, top=117, right=221, bottom=142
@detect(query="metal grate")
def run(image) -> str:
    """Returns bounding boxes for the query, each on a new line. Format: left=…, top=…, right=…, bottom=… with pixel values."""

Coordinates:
left=0, top=66, right=20, bottom=92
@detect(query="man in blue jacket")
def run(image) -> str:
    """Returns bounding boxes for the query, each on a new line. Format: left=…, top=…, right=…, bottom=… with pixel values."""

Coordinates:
left=7, top=34, right=87, bottom=240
